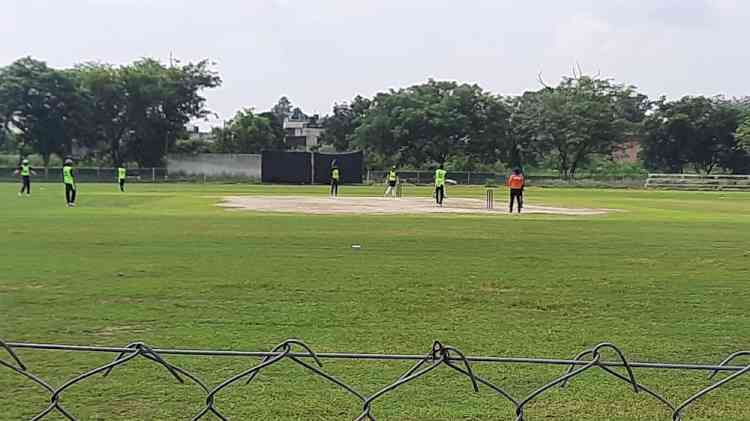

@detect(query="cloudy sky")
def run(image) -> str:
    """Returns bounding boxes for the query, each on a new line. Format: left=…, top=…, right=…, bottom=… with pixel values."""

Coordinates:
left=3, top=0, right=749, bottom=126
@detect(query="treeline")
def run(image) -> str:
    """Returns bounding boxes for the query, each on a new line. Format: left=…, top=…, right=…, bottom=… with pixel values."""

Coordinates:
left=0, top=57, right=220, bottom=166
left=316, top=79, right=750, bottom=176
left=201, top=78, right=750, bottom=176
left=2, top=56, right=749, bottom=175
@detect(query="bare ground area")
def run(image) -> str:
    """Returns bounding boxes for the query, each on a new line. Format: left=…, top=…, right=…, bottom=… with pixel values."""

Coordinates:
left=219, top=196, right=612, bottom=216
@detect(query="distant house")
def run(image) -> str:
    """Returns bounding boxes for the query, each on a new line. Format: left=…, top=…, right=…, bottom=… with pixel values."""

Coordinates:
left=186, top=126, right=217, bottom=143
left=612, top=136, right=641, bottom=163
left=283, top=109, right=325, bottom=151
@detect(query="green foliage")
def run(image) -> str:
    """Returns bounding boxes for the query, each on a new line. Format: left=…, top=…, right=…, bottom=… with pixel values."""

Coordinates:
left=739, top=117, right=750, bottom=148
left=511, top=76, right=648, bottom=178
left=73, top=63, right=129, bottom=164
left=0, top=128, right=18, bottom=153
left=213, top=109, right=285, bottom=153
left=580, top=155, right=648, bottom=176
left=642, top=96, right=747, bottom=174
left=118, top=58, right=221, bottom=167
left=4, top=56, right=750, bottom=176
left=0, top=56, right=221, bottom=167
left=353, top=80, right=511, bottom=168
left=257, top=111, right=285, bottom=146
left=172, top=137, right=214, bottom=154
left=319, top=95, right=371, bottom=151
left=271, top=96, right=293, bottom=121
left=736, top=102, right=750, bottom=152
left=0, top=57, right=89, bottom=165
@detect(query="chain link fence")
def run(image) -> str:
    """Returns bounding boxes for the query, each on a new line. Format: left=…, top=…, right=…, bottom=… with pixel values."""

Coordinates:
left=1, top=166, right=647, bottom=187
left=2, top=337, right=749, bottom=420
left=367, top=170, right=647, bottom=188
left=0, top=167, right=260, bottom=184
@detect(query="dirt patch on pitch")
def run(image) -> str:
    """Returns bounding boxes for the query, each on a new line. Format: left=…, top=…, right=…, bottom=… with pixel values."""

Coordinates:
left=219, top=196, right=612, bottom=216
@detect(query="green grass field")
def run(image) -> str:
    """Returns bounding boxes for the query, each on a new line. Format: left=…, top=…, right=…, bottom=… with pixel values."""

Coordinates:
left=1, top=182, right=749, bottom=420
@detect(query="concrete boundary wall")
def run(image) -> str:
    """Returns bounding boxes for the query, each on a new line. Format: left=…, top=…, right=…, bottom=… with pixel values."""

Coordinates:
left=167, top=154, right=261, bottom=179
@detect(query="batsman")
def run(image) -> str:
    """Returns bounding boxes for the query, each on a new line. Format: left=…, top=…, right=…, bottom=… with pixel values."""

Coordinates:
left=384, top=166, right=399, bottom=198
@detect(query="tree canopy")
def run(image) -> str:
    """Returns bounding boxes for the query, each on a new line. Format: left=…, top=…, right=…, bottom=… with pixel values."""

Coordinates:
left=511, top=76, right=648, bottom=177
left=352, top=80, right=511, bottom=169
left=641, top=96, right=746, bottom=174
left=2, top=55, right=750, bottom=175
left=0, top=58, right=88, bottom=165
left=213, top=109, right=285, bottom=154
left=0, top=56, right=220, bottom=166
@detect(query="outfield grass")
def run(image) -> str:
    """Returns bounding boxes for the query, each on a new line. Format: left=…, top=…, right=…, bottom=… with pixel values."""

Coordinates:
left=1, top=182, right=749, bottom=420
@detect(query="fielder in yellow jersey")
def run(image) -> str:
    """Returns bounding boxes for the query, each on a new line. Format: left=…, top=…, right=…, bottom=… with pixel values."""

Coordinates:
left=384, top=166, right=398, bottom=198
left=117, top=166, right=127, bottom=192
left=434, top=164, right=447, bottom=206
left=63, top=159, right=77, bottom=207
left=330, top=161, right=341, bottom=197
left=14, top=159, right=36, bottom=197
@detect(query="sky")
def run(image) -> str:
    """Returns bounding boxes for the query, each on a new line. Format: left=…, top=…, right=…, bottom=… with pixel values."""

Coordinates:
left=3, top=0, right=749, bottom=127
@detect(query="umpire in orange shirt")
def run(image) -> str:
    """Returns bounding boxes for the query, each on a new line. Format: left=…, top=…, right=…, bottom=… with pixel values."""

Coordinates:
left=506, top=168, right=525, bottom=213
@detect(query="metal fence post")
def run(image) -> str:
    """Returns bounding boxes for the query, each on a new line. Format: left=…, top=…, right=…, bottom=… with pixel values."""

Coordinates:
left=310, top=152, right=315, bottom=185
left=152, top=168, right=156, bottom=183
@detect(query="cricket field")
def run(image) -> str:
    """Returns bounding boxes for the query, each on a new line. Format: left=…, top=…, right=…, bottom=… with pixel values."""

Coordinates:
left=1, top=183, right=749, bottom=420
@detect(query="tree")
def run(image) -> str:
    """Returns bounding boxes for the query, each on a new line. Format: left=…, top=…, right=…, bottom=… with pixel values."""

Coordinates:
left=0, top=56, right=222, bottom=166
left=320, top=104, right=355, bottom=151
left=505, top=94, right=544, bottom=170
left=512, top=76, right=647, bottom=178
left=738, top=114, right=750, bottom=151
left=352, top=80, right=510, bottom=168
left=271, top=96, right=293, bottom=121
left=172, top=137, right=213, bottom=154
left=642, top=96, right=745, bottom=173
left=119, top=58, right=221, bottom=166
left=690, top=100, right=743, bottom=174
left=735, top=99, right=750, bottom=151
left=733, top=114, right=750, bottom=173
left=213, top=109, right=285, bottom=153
left=73, top=63, right=129, bottom=165
left=258, top=111, right=285, bottom=145
left=320, top=95, right=371, bottom=151
left=0, top=57, right=88, bottom=165
left=640, top=99, right=690, bottom=173
left=0, top=126, right=8, bottom=152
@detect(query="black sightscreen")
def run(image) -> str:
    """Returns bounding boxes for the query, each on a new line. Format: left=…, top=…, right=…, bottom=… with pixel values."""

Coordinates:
left=313, top=152, right=363, bottom=184
left=261, top=151, right=363, bottom=184
left=261, top=151, right=312, bottom=183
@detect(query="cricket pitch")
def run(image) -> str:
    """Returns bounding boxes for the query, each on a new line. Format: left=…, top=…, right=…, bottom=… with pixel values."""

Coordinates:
left=219, top=196, right=612, bottom=216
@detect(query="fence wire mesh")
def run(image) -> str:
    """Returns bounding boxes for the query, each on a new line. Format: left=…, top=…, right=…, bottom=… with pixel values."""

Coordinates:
left=2, top=338, right=749, bottom=420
